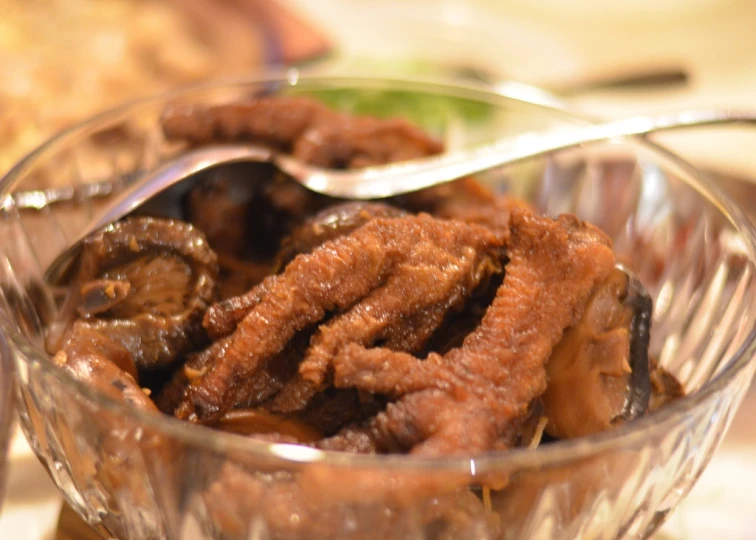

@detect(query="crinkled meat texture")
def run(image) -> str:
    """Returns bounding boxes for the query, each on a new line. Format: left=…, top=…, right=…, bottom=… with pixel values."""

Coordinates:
left=204, top=202, right=408, bottom=340
left=156, top=323, right=309, bottom=416
left=173, top=214, right=505, bottom=423
left=319, top=209, right=615, bottom=456
left=161, top=96, right=443, bottom=169
left=57, top=217, right=219, bottom=370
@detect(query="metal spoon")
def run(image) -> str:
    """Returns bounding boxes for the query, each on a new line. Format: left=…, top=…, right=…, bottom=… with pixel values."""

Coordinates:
left=41, top=108, right=756, bottom=283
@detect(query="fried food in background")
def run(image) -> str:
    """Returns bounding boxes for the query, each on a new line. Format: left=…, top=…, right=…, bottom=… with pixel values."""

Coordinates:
left=0, top=0, right=268, bottom=176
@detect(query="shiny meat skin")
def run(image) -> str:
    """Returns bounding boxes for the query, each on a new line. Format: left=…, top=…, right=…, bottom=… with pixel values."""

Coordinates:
left=202, top=280, right=270, bottom=340
left=173, top=214, right=504, bottom=422
left=161, top=96, right=443, bottom=169
left=58, top=217, right=219, bottom=370
left=157, top=324, right=309, bottom=416
left=321, top=209, right=615, bottom=455
left=279, top=220, right=504, bottom=410
left=54, top=325, right=156, bottom=412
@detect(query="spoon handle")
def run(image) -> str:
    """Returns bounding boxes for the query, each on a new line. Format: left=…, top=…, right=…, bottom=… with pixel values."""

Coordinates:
left=311, top=109, right=756, bottom=199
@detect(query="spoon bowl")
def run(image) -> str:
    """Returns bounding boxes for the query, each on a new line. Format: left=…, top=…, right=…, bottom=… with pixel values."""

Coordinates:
left=39, top=108, right=756, bottom=284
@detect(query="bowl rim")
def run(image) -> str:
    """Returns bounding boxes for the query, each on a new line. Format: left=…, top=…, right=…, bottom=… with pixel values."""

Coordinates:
left=2, top=69, right=756, bottom=474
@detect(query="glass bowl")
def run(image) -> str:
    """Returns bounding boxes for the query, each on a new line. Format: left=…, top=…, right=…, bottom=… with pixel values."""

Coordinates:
left=1, top=73, right=755, bottom=540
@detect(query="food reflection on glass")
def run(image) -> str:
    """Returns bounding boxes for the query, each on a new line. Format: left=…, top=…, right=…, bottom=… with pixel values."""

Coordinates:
left=49, top=96, right=683, bottom=458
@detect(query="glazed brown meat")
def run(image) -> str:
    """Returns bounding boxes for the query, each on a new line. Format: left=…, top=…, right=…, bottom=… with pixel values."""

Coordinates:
left=203, top=202, right=408, bottom=339
left=54, top=217, right=219, bottom=370
left=320, top=209, right=615, bottom=455
left=172, top=214, right=505, bottom=423
left=161, top=96, right=443, bottom=169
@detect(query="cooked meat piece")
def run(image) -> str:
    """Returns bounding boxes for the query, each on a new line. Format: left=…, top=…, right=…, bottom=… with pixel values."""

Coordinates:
left=281, top=223, right=504, bottom=410
left=213, top=199, right=501, bottom=414
left=161, top=96, right=443, bottom=170
left=164, top=325, right=310, bottom=418
left=322, top=209, right=615, bottom=455
left=54, top=325, right=155, bottom=412
left=540, top=268, right=634, bottom=439
left=175, top=215, right=504, bottom=423
left=202, top=279, right=271, bottom=340
left=276, top=202, right=407, bottom=267
left=57, top=217, right=219, bottom=370
left=205, top=202, right=408, bottom=339
left=161, top=97, right=333, bottom=149
left=270, top=239, right=502, bottom=414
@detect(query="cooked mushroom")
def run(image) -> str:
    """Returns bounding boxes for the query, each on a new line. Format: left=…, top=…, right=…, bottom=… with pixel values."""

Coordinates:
left=58, top=217, right=219, bottom=370
left=540, top=265, right=652, bottom=439
left=54, top=325, right=154, bottom=412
